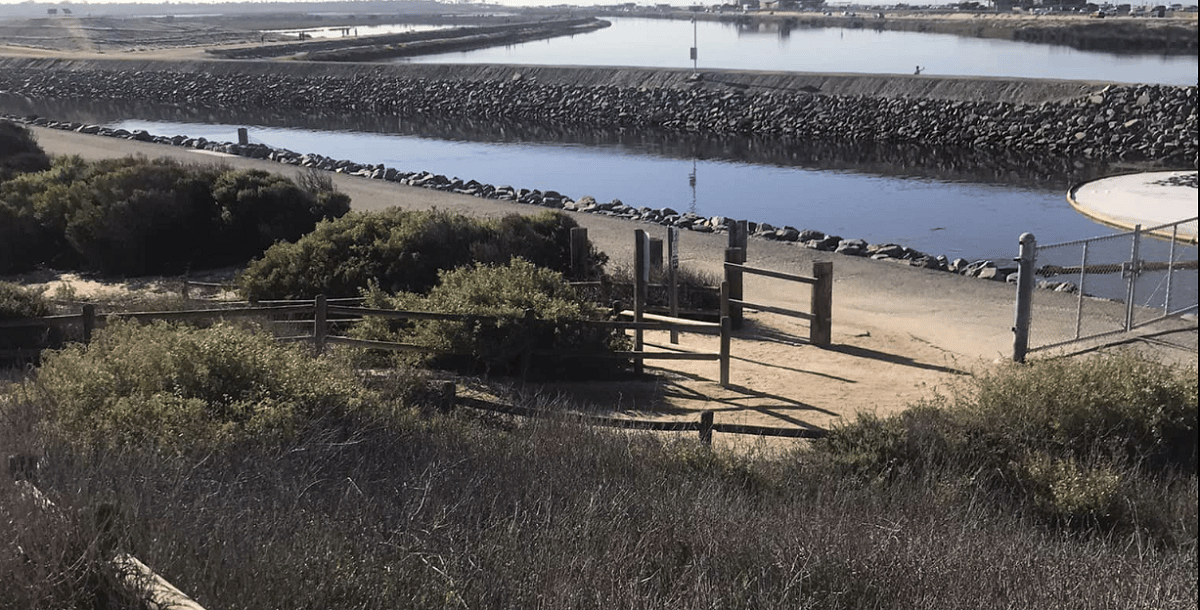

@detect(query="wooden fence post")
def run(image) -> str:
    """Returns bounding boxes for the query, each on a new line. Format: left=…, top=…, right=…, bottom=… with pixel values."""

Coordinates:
left=720, top=316, right=731, bottom=388
left=699, top=411, right=714, bottom=445
left=314, top=294, right=327, bottom=354
left=668, top=227, right=680, bottom=345
left=81, top=304, right=95, bottom=344
left=436, top=381, right=457, bottom=413
left=649, top=237, right=663, bottom=275
left=570, top=227, right=589, bottom=279
left=810, top=261, right=833, bottom=347
left=724, top=247, right=744, bottom=330
left=634, top=230, right=648, bottom=376
left=728, top=219, right=748, bottom=253
left=720, top=281, right=730, bottom=319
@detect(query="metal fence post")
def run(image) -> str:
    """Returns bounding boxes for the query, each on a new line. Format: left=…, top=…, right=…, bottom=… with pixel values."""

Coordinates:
left=1012, top=233, right=1036, bottom=363
left=1125, top=224, right=1142, bottom=331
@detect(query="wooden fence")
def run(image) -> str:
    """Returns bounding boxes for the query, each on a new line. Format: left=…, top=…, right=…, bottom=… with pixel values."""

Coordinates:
left=722, top=220, right=833, bottom=346
left=0, top=295, right=736, bottom=386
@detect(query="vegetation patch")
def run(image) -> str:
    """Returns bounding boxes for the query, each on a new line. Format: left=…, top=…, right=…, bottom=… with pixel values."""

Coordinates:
left=817, top=352, right=1197, bottom=536
left=33, top=320, right=370, bottom=448
left=0, top=152, right=349, bottom=276
left=353, top=258, right=629, bottom=377
left=238, top=208, right=604, bottom=301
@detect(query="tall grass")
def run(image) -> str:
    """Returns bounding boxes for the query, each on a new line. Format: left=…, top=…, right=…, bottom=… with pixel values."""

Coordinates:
left=1, top=330, right=1195, bottom=609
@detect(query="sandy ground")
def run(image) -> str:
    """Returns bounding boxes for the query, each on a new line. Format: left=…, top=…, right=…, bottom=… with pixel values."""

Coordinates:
left=19, top=126, right=1196, bottom=450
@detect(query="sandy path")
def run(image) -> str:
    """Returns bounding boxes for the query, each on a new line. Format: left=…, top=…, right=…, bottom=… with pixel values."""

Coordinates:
left=24, top=127, right=1196, bottom=447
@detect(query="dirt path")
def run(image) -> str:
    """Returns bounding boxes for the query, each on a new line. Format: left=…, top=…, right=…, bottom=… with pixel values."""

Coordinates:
left=23, top=127, right=1197, bottom=448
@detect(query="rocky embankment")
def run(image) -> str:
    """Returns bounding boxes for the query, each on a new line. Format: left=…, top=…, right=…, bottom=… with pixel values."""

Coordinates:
left=0, top=60, right=1195, bottom=286
left=0, top=60, right=1194, bottom=166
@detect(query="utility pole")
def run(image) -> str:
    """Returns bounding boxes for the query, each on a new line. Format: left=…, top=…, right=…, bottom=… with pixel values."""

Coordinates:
left=690, top=16, right=698, bottom=72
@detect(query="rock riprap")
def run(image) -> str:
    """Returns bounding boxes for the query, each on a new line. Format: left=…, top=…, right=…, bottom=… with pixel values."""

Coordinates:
left=0, top=65, right=1194, bottom=166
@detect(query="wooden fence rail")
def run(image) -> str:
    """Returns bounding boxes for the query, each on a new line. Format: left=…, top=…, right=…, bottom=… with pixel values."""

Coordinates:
left=723, top=257, right=833, bottom=346
left=3, top=296, right=735, bottom=386
left=456, top=389, right=827, bottom=443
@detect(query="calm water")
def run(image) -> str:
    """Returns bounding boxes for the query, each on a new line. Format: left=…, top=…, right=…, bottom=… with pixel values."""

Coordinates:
left=103, top=117, right=1125, bottom=261
left=4, top=17, right=1195, bottom=275
left=403, top=17, right=1198, bottom=85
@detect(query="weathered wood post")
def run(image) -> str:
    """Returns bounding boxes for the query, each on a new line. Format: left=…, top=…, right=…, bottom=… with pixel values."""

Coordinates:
left=435, top=381, right=457, bottom=413
left=1012, top=232, right=1036, bottom=362
left=810, top=261, right=833, bottom=347
left=570, top=227, right=589, bottom=279
left=728, top=219, right=748, bottom=253
left=314, top=294, right=327, bottom=355
left=724, top=247, right=745, bottom=330
left=649, top=237, right=664, bottom=275
left=81, top=304, right=95, bottom=344
left=699, top=410, right=714, bottom=445
left=634, top=230, right=648, bottom=376
left=720, top=315, right=731, bottom=388
left=668, top=227, right=680, bottom=344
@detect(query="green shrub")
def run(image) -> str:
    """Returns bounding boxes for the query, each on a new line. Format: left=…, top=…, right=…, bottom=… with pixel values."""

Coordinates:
left=36, top=320, right=369, bottom=448
left=0, top=120, right=51, bottom=182
left=239, top=208, right=604, bottom=301
left=0, top=282, right=51, bottom=320
left=353, top=258, right=629, bottom=377
left=0, top=157, right=349, bottom=276
left=815, top=352, right=1197, bottom=534
left=0, top=282, right=56, bottom=360
left=211, top=168, right=350, bottom=264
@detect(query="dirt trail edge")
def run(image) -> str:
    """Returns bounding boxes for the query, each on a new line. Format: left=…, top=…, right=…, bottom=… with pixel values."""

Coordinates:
left=24, top=127, right=1196, bottom=448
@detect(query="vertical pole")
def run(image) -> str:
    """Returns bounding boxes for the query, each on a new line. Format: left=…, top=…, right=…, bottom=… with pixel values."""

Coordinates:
left=82, top=304, right=95, bottom=345
left=727, top=219, right=748, bottom=253
left=1164, top=224, right=1178, bottom=316
left=724, top=247, right=744, bottom=330
left=649, top=237, right=664, bottom=276
left=720, top=315, right=731, bottom=388
left=634, top=230, right=647, bottom=376
left=691, top=17, right=698, bottom=72
left=1075, top=241, right=1088, bottom=340
left=720, top=281, right=730, bottom=319
left=314, top=294, right=327, bottom=355
left=699, top=410, right=713, bottom=445
left=668, top=227, right=680, bottom=345
left=1125, top=225, right=1141, bottom=331
left=1012, top=233, right=1036, bottom=363
left=570, top=227, right=589, bottom=279
left=810, top=261, right=833, bottom=347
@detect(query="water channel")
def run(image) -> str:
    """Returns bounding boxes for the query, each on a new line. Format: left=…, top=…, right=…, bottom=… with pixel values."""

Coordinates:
left=4, top=18, right=1196, bottom=275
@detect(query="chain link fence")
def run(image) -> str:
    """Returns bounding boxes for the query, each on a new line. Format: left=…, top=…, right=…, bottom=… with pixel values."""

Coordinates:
left=1022, top=217, right=1198, bottom=356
